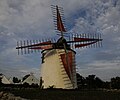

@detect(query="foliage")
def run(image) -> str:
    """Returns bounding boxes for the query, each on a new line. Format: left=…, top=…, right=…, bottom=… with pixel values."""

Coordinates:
left=77, top=74, right=104, bottom=89
left=85, top=75, right=104, bottom=89
left=76, top=73, right=85, bottom=88
left=0, top=77, right=2, bottom=85
left=76, top=74, right=120, bottom=89
left=111, top=77, right=120, bottom=89
left=13, top=77, right=21, bottom=83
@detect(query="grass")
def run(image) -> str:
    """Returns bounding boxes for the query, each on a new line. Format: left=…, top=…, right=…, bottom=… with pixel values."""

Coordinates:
left=1, top=88, right=120, bottom=100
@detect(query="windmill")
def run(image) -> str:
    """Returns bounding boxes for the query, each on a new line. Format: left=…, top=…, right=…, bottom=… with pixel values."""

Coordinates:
left=16, top=5, right=102, bottom=89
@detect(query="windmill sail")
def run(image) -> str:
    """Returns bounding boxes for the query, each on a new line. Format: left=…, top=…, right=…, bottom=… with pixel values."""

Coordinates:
left=16, top=5, right=103, bottom=89
left=75, top=41, right=98, bottom=48
left=56, top=6, right=66, bottom=32
left=29, top=44, right=53, bottom=50
left=60, top=52, right=73, bottom=79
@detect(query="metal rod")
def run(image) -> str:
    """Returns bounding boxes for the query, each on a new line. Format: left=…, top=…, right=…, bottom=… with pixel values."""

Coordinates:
left=33, top=40, right=36, bottom=53
left=24, top=40, right=26, bottom=54
left=94, top=34, right=97, bottom=48
left=36, top=40, right=40, bottom=52
left=90, top=34, right=93, bottom=48
left=27, top=40, right=30, bottom=54
left=100, top=33, right=103, bottom=47
left=84, top=34, right=87, bottom=48
left=88, top=34, right=90, bottom=48
left=17, top=41, right=19, bottom=55
left=30, top=40, right=33, bottom=53
left=97, top=34, right=100, bottom=47
left=20, top=41, right=23, bottom=55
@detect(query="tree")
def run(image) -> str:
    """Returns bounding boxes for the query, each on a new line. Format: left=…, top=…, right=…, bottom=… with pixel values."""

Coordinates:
left=86, top=75, right=96, bottom=89
left=76, top=73, right=85, bottom=89
left=111, top=76, right=120, bottom=89
left=95, top=77, right=104, bottom=88
left=13, top=77, right=21, bottom=83
left=23, top=82, right=29, bottom=88
left=0, top=77, right=2, bottom=85
left=76, top=74, right=104, bottom=89
left=85, top=75, right=104, bottom=89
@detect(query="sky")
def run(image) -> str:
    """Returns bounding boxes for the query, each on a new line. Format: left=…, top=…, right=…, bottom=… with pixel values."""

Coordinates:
left=0, top=0, right=120, bottom=81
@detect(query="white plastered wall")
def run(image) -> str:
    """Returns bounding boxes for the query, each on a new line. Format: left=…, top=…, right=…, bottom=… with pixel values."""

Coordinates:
left=40, top=49, right=77, bottom=89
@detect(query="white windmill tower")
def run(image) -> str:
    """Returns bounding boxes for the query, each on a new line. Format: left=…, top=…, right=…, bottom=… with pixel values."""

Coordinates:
left=16, top=5, right=102, bottom=89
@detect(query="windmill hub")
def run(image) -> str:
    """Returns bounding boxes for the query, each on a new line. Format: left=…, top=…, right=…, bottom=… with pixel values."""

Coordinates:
left=54, top=37, right=70, bottom=49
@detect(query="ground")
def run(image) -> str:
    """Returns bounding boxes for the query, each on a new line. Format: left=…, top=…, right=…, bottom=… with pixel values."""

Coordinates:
left=0, top=88, right=120, bottom=100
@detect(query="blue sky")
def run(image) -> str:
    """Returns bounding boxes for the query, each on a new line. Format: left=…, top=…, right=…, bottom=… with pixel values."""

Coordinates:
left=0, top=0, right=120, bottom=81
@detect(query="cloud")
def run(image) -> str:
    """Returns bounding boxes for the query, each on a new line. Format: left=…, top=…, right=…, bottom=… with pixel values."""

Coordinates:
left=71, top=0, right=120, bottom=80
left=0, top=0, right=120, bottom=81
left=0, top=0, right=55, bottom=38
left=0, top=0, right=54, bottom=79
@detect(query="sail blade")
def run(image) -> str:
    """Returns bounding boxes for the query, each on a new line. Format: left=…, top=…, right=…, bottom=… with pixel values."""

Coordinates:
left=74, top=37, right=99, bottom=42
left=16, top=41, right=52, bottom=49
left=28, top=44, right=53, bottom=50
left=56, top=6, right=66, bottom=32
left=75, top=41, right=98, bottom=48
